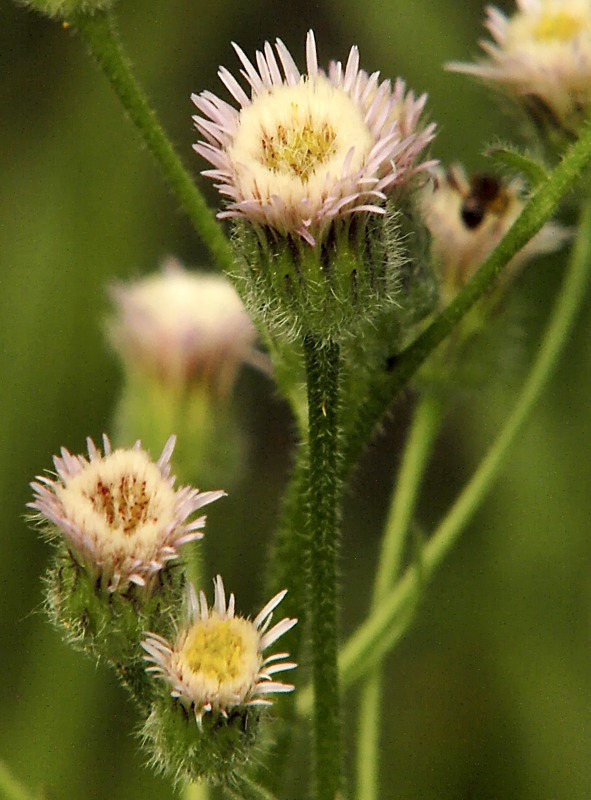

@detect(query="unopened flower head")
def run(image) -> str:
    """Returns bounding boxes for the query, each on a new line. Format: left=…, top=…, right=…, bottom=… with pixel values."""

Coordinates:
left=142, top=576, right=297, bottom=727
left=192, top=30, right=435, bottom=246
left=109, top=258, right=263, bottom=397
left=18, top=0, right=118, bottom=19
left=421, top=164, right=568, bottom=302
left=448, top=0, right=591, bottom=134
left=29, top=435, right=225, bottom=592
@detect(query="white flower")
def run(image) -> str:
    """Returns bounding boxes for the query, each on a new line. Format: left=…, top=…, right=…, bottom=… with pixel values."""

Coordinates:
left=142, top=576, right=297, bottom=727
left=192, top=30, right=435, bottom=245
left=421, top=164, right=568, bottom=301
left=109, top=258, right=266, bottom=397
left=29, top=435, right=225, bottom=592
left=448, top=1, right=591, bottom=130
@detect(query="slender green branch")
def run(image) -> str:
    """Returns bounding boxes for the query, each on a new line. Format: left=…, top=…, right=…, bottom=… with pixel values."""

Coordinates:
left=356, top=392, right=444, bottom=800
left=182, top=782, right=209, bottom=800
left=71, top=10, right=234, bottom=274
left=303, top=334, right=343, bottom=800
left=298, top=199, right=591, bottom=717
left=344, top=120, right=591, bottom=475
left=225, top=774, right=278, bottom=800
left=0, top=760, right=36, bottom=800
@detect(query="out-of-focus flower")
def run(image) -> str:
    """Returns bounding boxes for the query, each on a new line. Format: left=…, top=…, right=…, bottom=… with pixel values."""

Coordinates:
left=142, top=575, right=297, bottom=727
left=109, top=258, right=264, bottom=399
left=192, top=30, right=435, bottom=246
left=29, top=434, right=225, bottom=593
left=448, top=1, right=591, bottom=135
left=421, top=164, right=568, bottom=303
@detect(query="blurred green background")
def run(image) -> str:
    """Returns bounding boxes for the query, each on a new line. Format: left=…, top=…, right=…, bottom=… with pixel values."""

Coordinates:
left=2, top=0, right=591, bottom=797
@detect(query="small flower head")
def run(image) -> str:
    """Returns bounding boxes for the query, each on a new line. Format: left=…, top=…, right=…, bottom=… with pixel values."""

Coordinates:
left=193, top=30, right=435, bottom=246
left=140, top=577, right=296, bottom=783
left=448, top=0, right=591, bottom=136
left=193, top=31, right=436, bottom=342
left=421, top=164, right=567, bottom=304
left=29, top=434, right=225, bottom=593
left=109, top=258, right=262, bottom=397
left=143, top=576, right=297, bottom=725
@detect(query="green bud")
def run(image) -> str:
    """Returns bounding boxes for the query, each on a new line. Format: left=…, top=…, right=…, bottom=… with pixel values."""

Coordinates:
left=231, top=201, right=412, bottom=345
left=141, top=700, right=261, bottom=786
left=17, top=0, right=117, bottom=20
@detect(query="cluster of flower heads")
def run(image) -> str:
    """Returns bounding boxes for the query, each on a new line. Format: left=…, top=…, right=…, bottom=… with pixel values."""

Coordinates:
left=449, top=0, right=591, bottom=132
left=29, top=436, right=297, bottom=725
left=192, top=30, right=436, bottom=245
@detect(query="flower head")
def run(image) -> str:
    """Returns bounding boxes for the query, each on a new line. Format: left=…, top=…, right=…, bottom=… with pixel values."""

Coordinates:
left=142, top=576, right=297, bottom=727
left=109, top=258, right=263, bottom=397
left=421, top=164, right=568, bottom=302
left=29, top=435, right=225, bottom=592
left=192, top=30, right=435, bottom=246
left=448, top=0, right=591, bottom=133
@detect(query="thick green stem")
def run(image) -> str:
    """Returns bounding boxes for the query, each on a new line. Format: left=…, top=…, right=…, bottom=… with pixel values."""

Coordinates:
left=356, top=392, right=444, bottom=800
left=298, top=199, right=591, bottom=717
left=71, top=10, right=234, bottom=274
left=303, top=334, right=343, bottom=800
left=344, top=120, right=591, bottom=475
left=0, top=760, right=36, bottom=800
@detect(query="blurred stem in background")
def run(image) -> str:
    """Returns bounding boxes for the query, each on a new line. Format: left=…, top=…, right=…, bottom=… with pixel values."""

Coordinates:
left=344, top=120, right=591, bottom=476
left=296, top=197, right=591, bottom=719
left=356, top=391, right=445, bottom=800
left=0, top=760, right=37, bottom=800
left=71, top=10, right=235, bottom=275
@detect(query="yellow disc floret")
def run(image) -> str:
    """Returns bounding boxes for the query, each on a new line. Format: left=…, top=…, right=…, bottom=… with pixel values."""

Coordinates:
left=176, top=614, right=261, bottom=705
left=534, top=11, right=583, bottom=42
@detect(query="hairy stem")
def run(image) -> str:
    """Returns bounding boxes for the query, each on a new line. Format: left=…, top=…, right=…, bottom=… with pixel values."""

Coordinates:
left=71, top=10, right=234, bottom=274
left=303, top=334, right=343, bottom=800
left=344, top=121, right=591, bottom=475
left=298, top=199, right=591, bottom=715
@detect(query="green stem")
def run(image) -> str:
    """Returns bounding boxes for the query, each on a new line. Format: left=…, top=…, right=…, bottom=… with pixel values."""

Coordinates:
left=344, top=120, right=591, bottom=475
left=0, top=760, right=36, bottom=800
left=298, top=199, right=591, bottom=717
left=356, top=392, right=444, bottom=800
left=303, top=334, right=343, bottom=800
left=182, top=782, right=209, bottom=800
left=225, top=774, right=278, bottom=800
left=71, top=10, right=234, bottom=274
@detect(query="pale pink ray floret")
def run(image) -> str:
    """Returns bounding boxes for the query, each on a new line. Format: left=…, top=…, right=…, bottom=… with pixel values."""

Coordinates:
left=29, top=434, right=225, bottom=592
left=142, top=576, right=297, bottom=728
left=192, top=30, right=436, bottom=246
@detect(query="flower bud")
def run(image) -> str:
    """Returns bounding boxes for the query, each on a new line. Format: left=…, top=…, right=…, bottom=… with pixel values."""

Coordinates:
left=18, top=0, right=117, bottom=20
left=108, top=259, right=264, bottom=486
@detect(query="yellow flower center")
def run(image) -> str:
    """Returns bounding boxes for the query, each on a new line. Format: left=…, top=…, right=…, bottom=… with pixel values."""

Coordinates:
left=534, top=11, right=583, bottom=42
left=182, top=618, right=248, bottom=681
left=259, top=110, right=338, bottom=183
left=229, top=76, right=373, bottom=208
